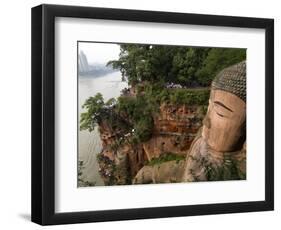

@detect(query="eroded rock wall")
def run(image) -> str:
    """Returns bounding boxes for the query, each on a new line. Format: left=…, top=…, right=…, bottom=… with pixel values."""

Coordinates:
left=97, top=103, right=204, bottom=185
left=143, top=104, right=204, bottom=160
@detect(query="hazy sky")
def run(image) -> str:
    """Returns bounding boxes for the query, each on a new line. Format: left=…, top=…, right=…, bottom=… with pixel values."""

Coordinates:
left=78, top=42, right=120, bottom=64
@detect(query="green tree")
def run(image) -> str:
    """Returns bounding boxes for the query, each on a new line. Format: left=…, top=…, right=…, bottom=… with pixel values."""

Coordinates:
left=80, top=93, right=105, bottom=132
left=196, top=48, right=246, bottom=85
left=171, top=47, right=210, bottom=86
left=116, top=95, right=154, bottom=143
left=108, top=44, right=245, bottom=87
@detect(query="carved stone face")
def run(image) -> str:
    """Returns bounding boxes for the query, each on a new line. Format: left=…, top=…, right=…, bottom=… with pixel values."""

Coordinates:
left=202, top=89, right=246, bottom=152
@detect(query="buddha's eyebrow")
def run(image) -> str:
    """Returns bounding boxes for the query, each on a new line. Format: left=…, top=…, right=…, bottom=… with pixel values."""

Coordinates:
left=214, top=101, right=233, bottom=112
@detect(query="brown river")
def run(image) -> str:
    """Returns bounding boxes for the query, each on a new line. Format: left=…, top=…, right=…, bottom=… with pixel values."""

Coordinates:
left=78, top=71, right=128, bottom=186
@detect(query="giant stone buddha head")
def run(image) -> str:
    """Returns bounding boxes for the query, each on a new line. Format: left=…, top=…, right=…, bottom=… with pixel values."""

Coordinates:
left=202, top=61, right=246, bottom=152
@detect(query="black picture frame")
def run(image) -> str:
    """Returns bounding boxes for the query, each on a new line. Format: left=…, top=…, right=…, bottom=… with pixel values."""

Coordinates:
left=31, top=4, right=274, bottom=225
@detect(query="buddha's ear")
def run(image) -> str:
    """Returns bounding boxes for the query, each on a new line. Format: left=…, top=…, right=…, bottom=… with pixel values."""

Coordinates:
left=241, top=120, right=246, bottom=135
left=234, top=121, right=246, bottom=150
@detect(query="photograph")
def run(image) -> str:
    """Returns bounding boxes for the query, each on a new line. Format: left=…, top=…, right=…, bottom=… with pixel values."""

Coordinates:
left=30, top=4, right=274, bottom=225
left=77, top=42, right=247, bottom=187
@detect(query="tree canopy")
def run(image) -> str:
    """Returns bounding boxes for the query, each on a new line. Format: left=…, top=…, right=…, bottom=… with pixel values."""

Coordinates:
left=80, top=93, right=106, bottom=132
left=107, top=44, right=246, bottom=86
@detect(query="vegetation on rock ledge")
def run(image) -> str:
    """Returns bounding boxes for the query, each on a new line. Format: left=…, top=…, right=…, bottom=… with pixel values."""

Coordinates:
left=146, top=152, right=186, bottom=166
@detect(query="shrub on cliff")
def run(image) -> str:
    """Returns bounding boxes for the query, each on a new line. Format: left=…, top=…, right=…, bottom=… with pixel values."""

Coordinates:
left=166, top=88, right=210, bottom=106
left=134, top=116, right=154, bottom=143
left=80, top=93, right=130, bottom=133
left=117, top=96, right=154, bottom=143
left=146, top=152, right=186, bottom=166
left=80, top=93, right=106, bottom=131
left=196, top=48, right=246, bottom=86
left=141, top=83, right=210, bottom=106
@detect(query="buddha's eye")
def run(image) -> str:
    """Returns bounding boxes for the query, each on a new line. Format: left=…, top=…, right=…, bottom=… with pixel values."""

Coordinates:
left=216, top=112, right=224, bottom=117
left=213, top=101, right=233, bottom=118
left=213, top=101, right=233, bottom=112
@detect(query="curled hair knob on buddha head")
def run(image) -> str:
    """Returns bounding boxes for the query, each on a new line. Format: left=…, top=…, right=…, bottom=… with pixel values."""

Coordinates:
left=211, top=61, right=246, bottom=103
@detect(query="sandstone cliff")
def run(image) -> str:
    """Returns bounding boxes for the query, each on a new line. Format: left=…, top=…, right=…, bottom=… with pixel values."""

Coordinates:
left=143, top=103, right=203, bottom=160
left=97, top=100, right=205, bottom=185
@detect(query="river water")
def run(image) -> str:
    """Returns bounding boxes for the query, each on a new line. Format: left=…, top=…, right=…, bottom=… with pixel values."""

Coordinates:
left=78, top=71, right=128, bottom=186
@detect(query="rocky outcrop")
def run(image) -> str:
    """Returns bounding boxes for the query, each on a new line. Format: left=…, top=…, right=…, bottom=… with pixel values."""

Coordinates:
left=97, top=120, right=147, bottom=185
left=97, top=102, right=205, bottom=185
left=133, top=160, right=185, bottom=184
left=143, top=104, right=204, bottom=160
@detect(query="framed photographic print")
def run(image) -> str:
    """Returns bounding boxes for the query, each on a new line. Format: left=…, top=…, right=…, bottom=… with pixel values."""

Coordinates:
left=31, top=4, right=274, bottom=225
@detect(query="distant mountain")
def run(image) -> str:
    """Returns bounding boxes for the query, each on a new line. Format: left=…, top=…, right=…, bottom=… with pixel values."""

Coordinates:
left=78, top=51, right=117, bottom=77
left=79, top=51, right=90, bottom=73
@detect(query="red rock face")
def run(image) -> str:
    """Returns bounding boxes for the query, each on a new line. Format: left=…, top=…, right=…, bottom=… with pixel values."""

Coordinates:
left=126, top=144, right=147, bottom=178
left=99, top=121, right=116, bottom=147
left=97, top=103, right=204, bottom=185
left=143, top=104, right=203, bottom=160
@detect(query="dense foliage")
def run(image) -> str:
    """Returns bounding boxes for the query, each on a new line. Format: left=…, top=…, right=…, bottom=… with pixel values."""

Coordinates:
left=116, top=95, right=154, bottom=143
left=107, top=45, right=246, bottom=86
left=141, top=82, right=210, bottom=106
left=80, top=93, right=107, bottom=131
